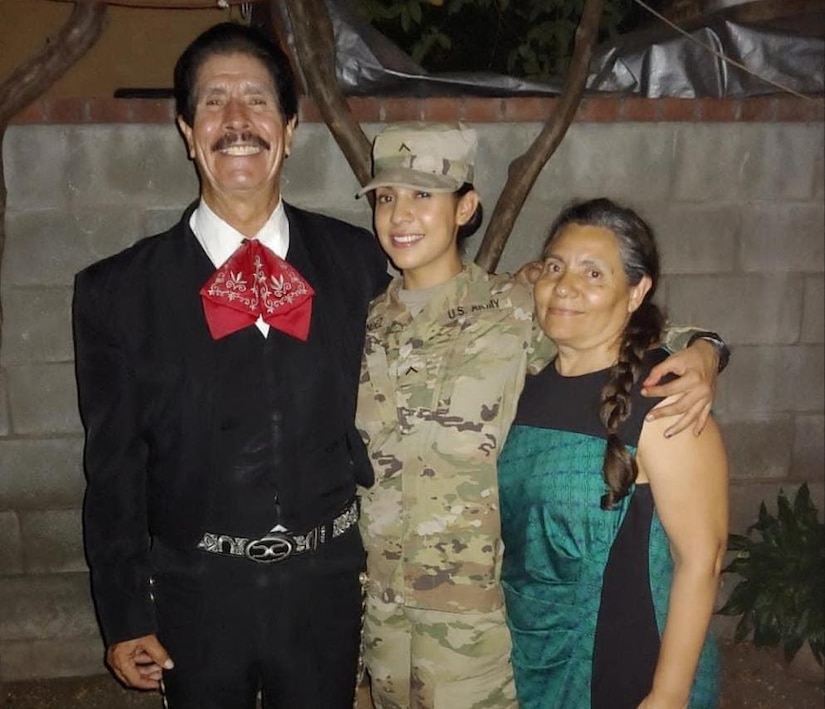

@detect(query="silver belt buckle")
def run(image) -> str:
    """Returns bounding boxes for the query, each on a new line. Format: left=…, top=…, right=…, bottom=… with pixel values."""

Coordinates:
left=245, top=532, right=295, bottom=563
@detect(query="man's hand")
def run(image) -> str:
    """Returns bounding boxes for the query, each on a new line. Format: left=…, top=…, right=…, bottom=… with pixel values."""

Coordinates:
left=106, top=633, right=174, bottom=690
left=642, top=340, right=719, bottom=437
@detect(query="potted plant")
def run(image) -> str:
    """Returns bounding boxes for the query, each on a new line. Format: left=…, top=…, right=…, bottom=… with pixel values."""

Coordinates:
left=717, top=483, right=824, bottom=678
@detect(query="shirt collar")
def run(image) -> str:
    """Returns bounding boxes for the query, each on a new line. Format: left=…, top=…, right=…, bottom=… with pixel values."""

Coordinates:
left=190, top=198, right=290, bottom=268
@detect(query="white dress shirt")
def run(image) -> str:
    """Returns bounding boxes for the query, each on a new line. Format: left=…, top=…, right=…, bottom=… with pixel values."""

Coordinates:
left=190, top=199, right=290, bottom=336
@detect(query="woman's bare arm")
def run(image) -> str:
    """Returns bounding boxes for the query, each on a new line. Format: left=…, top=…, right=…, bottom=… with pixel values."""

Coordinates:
left=634, top=414, right=729, bottom=708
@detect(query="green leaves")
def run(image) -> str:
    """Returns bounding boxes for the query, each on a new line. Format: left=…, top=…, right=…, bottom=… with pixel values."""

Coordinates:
left=717, top=484, right=824, bottom=665
left=410, top=26, right=451, bottom=65
left=353, top=0, right=630, bottom=80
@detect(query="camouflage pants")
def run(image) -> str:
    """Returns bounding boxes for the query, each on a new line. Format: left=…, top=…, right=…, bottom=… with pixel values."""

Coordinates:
left=363, top=595, right=517, bottom=709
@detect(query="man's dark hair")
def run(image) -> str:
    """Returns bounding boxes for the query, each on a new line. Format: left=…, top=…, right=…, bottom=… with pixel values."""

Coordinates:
left=174, top=22, right=299, bottom=127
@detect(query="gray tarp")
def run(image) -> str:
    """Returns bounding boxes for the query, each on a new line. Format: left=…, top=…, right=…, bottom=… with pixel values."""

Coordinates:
left=273, top=1, right=823, bottom=98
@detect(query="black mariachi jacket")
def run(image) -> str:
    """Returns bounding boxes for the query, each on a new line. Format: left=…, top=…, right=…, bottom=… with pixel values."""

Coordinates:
left=73, top=201, right=389, bottom=645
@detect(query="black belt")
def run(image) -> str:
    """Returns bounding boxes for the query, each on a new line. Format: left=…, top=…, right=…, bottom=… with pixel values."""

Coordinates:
left=196, top=498, right=358, bottom=564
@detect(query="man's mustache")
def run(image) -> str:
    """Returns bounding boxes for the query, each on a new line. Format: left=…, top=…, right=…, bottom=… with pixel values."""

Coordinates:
left=211, top=132, right=271, bottom=152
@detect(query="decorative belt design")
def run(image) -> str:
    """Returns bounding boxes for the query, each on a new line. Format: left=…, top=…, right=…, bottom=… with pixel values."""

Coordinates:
left=196, top=498, right=359, bottom=564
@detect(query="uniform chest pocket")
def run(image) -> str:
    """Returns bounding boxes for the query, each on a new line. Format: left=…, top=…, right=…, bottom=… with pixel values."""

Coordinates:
left=441, top=321, right=526, bottom=449
left=390, top=335, right=453, bottom=413
left=442, top=328, right=523, bottom=426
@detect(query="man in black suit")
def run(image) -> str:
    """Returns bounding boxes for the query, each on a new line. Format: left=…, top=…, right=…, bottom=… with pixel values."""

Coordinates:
left=73, top=23, right=388, bottom=709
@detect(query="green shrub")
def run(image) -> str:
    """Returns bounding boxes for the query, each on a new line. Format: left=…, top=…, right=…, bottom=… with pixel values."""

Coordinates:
left=353, top=0, right=631, bottom=80
left=718, top=483, right=824, bottom=665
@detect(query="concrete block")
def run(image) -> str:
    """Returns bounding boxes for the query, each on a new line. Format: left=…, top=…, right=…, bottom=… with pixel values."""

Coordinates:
left=672, top=124, right=821, bottom=202
left=717, top=416, right=794, bottom=481
left=0, top=439, right=85, bottom=511
left=727, top=480, right=825, bottom=537
left=728, top=482, right=781, bottom=537
left=645, top=203, right=739, bottom=275
left=740, top=123, right=825, bottom=201
left=487, top=121, right=671, bottom=272
left=718, top=345, right=825, bottom=416
left=801, top=276, right=824, bottom=344
left=792, top=414, right=825, bottom=481
left=505, top=195, right=691, bottom=271
left=740, top=203, right=825, bottom=273
left=142, top=207, right=188, bottom=238
left=322, top=206, right=374, bottom=236
left=0, top=636, right=105, bottom=682
left=20, top=510, right=87, bottom=575
left=0, top=573, right=97, bottom=641
left=477, top=123, right=537, bottom=206
left=282, top=125, right=366, bottom=211
left=534, top=124, right=676, bottom=204
left=281, top=201, right=373, bottom=240
left=0, top=288, right=74, bottom=365
left=65, top=125, right=198, bottom=208
left=69, top=207, right=146, bottom=270
left=6, top=364, right=82, bottom=435
left=0, top=369, right=9, bottom=436
left=3, top=208, right=142, bottom=287
left=671, top=124, right=748, bottom=202
left=3, top=126, right=71, bottom=210
left=0, top=511, right=22, bottom=575
left=665, top=274, right=803, bottom=345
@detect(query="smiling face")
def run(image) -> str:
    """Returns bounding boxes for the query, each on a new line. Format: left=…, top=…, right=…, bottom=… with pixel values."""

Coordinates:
left=177, top=52, right=296, bottom=214
left=534, top=223, right=651, bottom=359
left=373, top=185, right=478, bottom=290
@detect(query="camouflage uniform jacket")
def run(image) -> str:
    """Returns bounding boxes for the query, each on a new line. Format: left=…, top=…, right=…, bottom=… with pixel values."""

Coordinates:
left=357, top=263, right=552, bottom=615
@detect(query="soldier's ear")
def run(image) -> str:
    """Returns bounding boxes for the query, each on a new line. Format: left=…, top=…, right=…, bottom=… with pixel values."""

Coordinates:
left=456, top=191, right=479, bottom=226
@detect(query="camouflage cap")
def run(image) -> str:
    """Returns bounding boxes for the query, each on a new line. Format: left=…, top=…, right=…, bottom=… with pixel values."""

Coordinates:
left=356, top=122, right=477, bottom=197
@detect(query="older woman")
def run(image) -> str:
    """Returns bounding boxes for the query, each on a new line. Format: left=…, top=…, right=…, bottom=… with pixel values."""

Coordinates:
left=499, top=198, right=728, bottom=708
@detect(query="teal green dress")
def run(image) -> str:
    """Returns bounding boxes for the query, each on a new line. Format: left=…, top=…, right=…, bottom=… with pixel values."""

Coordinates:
left=498, top=350, right=720, bottom=709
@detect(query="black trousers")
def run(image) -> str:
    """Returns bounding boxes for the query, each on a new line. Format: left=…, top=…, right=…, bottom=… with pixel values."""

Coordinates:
left=151, top=527, right=365, bottom=709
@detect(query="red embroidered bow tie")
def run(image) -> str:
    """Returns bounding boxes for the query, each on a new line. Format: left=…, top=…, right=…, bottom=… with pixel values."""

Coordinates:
left=200, top=239, right=314, bottom=341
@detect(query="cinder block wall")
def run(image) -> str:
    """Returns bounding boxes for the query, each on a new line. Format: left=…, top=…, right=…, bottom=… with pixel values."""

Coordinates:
left=0, top=95, right=823, bottom=681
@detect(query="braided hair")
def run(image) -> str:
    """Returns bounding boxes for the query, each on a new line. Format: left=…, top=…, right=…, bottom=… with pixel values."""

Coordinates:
left=543, top=198, right=665, bottom=510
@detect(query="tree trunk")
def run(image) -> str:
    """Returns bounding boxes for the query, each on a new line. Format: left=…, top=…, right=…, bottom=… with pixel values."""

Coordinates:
left=0, top=1, right=108, bottom=125
left=280, top=0, right=604, bottom=273
left=0, top=0, right=108, bottom=353
left=280, top=0, right=373, bottom=188
left=474, top=0, right=605, bottom=272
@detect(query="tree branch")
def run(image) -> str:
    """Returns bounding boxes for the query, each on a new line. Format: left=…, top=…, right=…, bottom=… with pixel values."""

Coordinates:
left=0, top=0, right=108, bottom=352
left=474, top=0, right=605, bottom=272
left=0, top=1, right=108, bottom=126
left=280, top=0, right=372, bottom=188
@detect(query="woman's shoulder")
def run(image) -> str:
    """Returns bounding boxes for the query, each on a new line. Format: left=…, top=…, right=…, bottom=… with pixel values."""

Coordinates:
left=366, top=277, right=402, bottom=315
